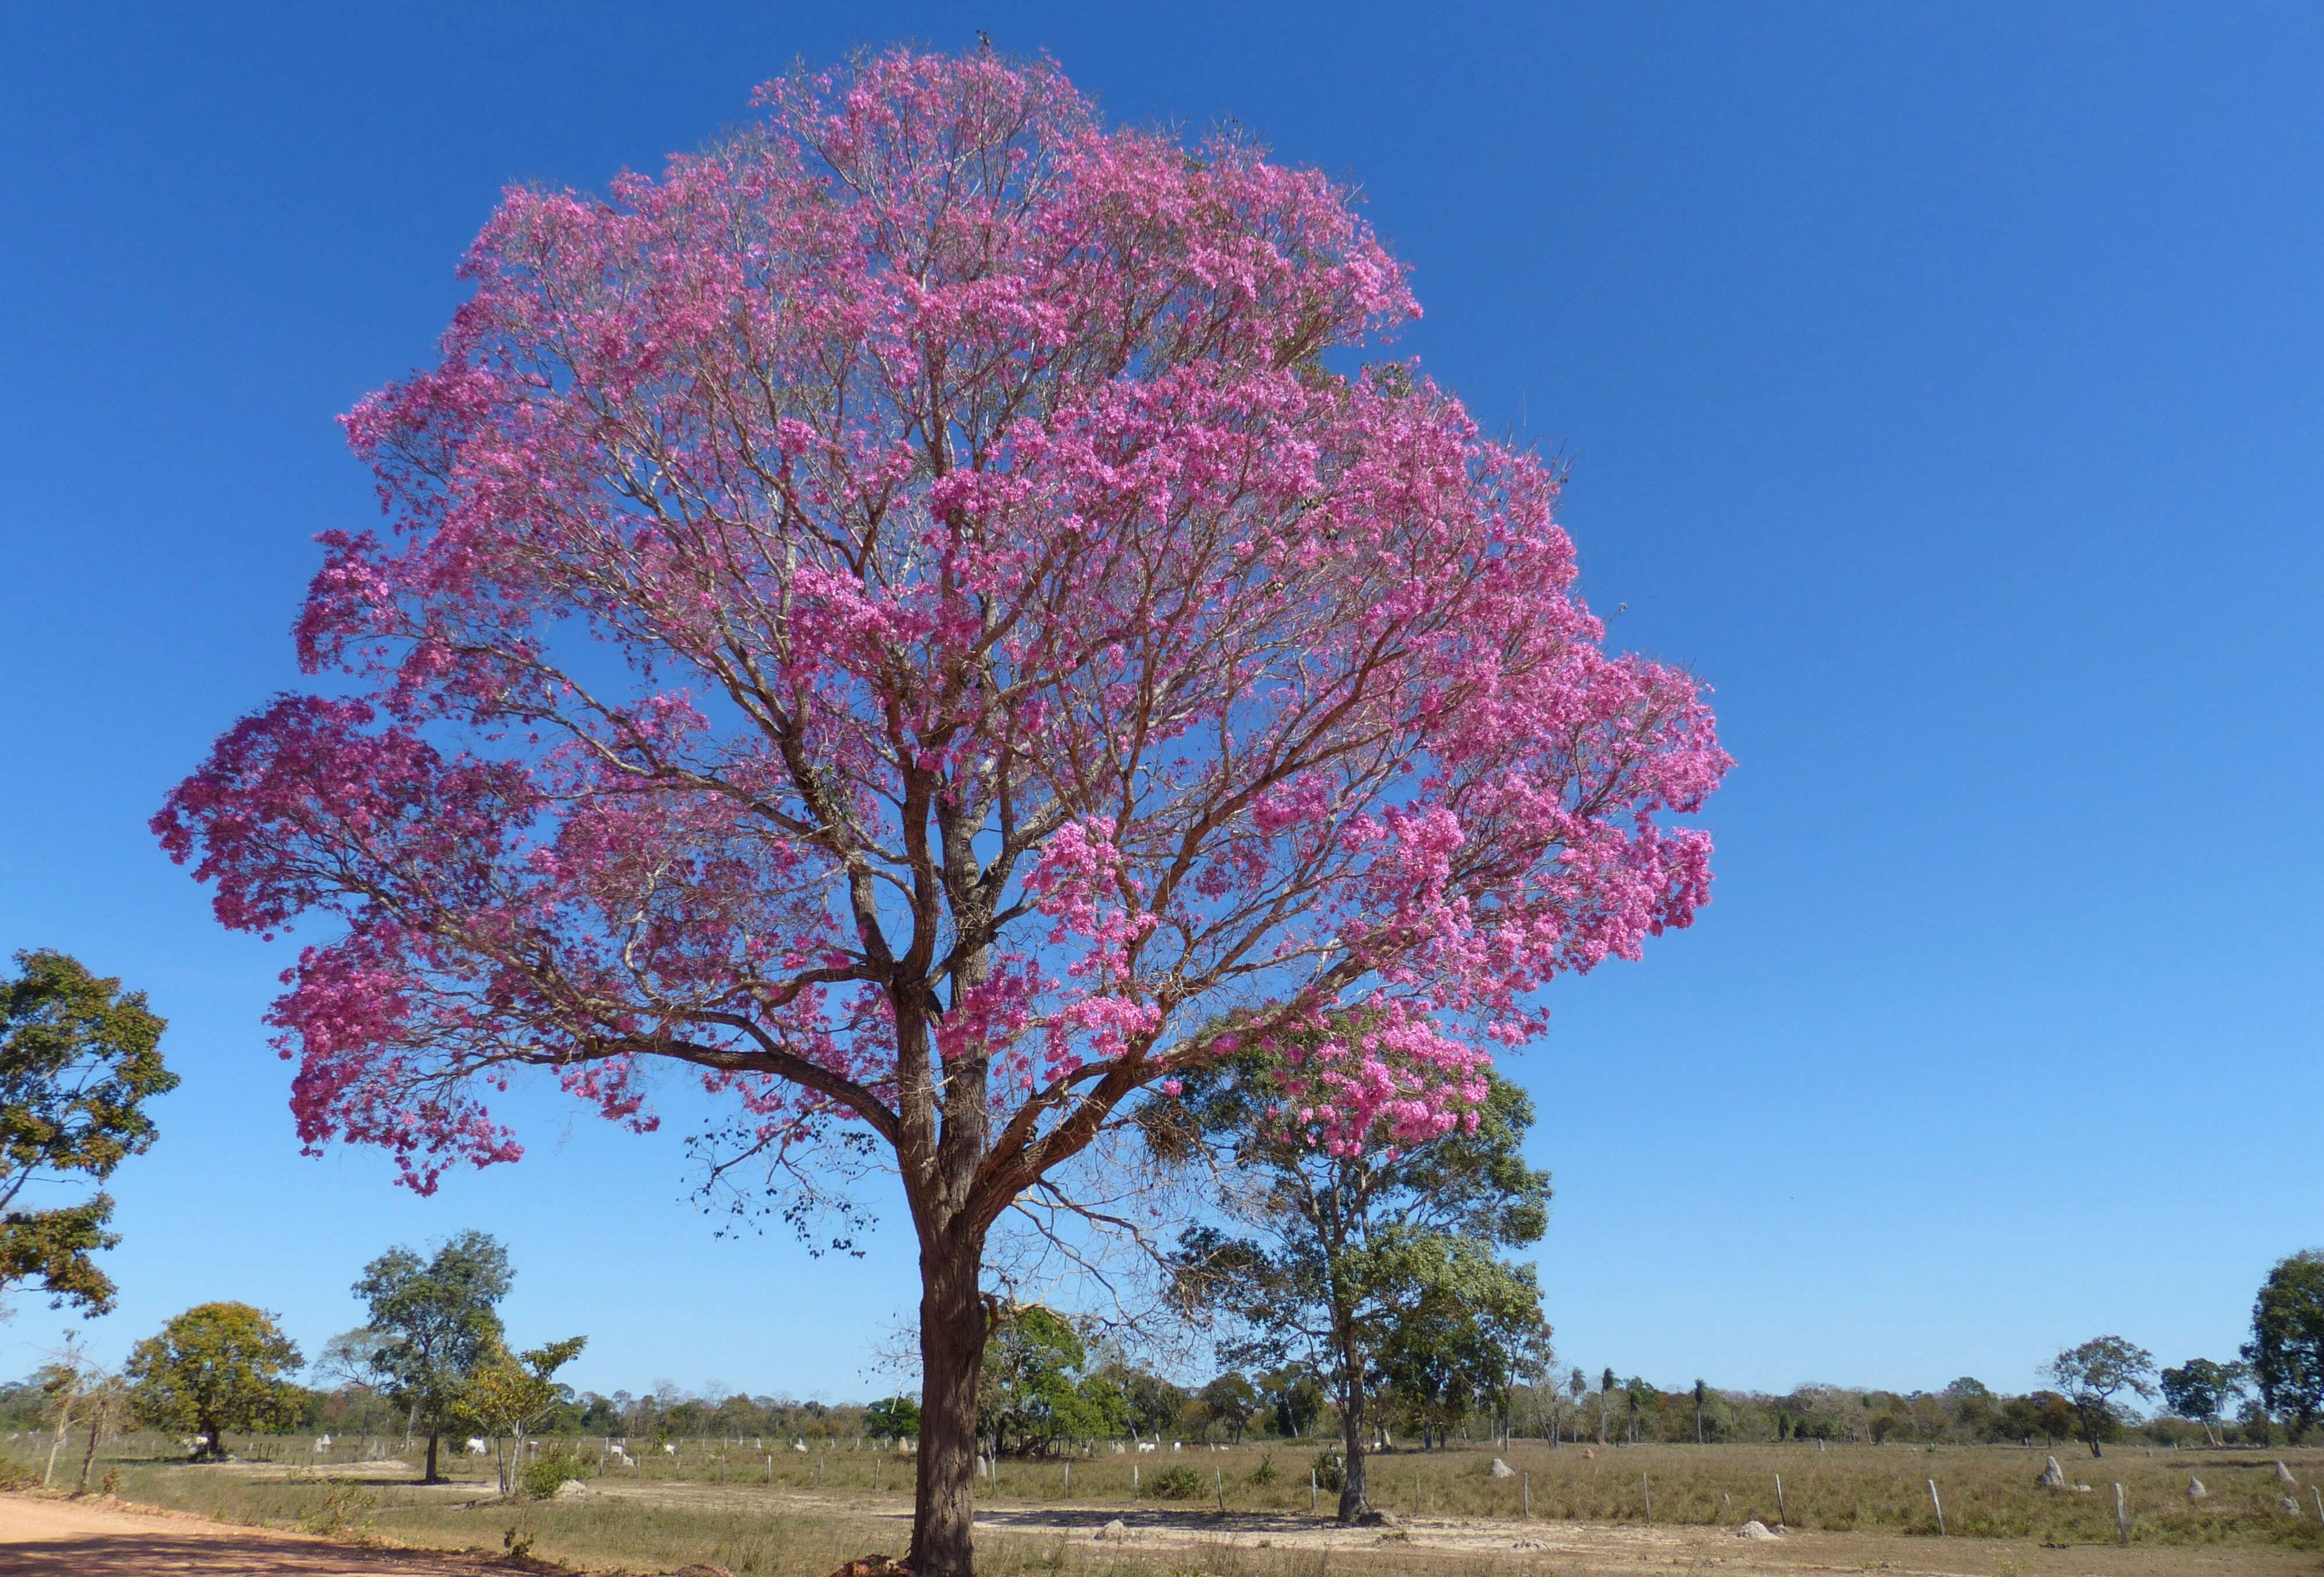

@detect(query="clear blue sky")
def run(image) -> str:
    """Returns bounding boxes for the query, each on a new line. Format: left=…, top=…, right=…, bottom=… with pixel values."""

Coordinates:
left=2, top=2, right=2317, bottom=1406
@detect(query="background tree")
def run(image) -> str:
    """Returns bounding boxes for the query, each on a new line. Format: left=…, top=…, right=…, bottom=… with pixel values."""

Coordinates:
left=1260, top=1366, right=1324, bottom=1439
left=975, top=1303, right=1122, bottom=1456
left=1693, top=1378, right=1708, bottom=1444
left=2243, top=1250, right=2324, bottom=1441
left=2043, top=1336, right=2156, bottom=1459
left=2159, top=1357, right=2248, bottom=1445
left=1599, top=1367, right=1616, bottom=1444
left=125, top=1302, right=302, bottom=1460
left=864, top=1394, right=921, bottom=1440
left=1200, top=1372, right=1260, bottom=1445
left=0, top=951, right=176, bottom=1314
left=1168, top=1055, right=1551, bottom=1517
left=462, top=1334, right=586, bottom=1496
left=354, top=1230, right=511, bottom=1482
left=152, top=49, right=1725, bottom=1577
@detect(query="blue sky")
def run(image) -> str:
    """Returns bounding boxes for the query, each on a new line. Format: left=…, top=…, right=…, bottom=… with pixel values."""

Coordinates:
left=1, top=2, right=2317, bottom=1406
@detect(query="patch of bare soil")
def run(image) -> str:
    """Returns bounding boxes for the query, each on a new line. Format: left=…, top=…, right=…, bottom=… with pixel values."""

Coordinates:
left=0, top=1490, right=548, bottom=1576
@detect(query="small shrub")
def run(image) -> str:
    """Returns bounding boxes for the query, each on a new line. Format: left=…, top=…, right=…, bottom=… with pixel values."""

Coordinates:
left=1311, top=1449, right=1344, bottom=1492
left=1249, top=1452, right=1278, bottom=1486
left=99, top=1467, right=120, bottom=1496
left=502, top=1525, right=534, bottom=1559
left=302, top=1480, right=376, bottom=1539
left=1147, top=1464, right=1203, bottom=1499
left=519, top=1452, right=593, bottom=1499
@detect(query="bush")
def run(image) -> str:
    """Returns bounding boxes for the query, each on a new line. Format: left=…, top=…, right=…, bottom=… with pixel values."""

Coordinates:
left=1146, top=1464, right=1202, bottom=1499
left=1311, top=1449, right=1344, bottom=1492
left=519, top=1452, right=592, bottom=1499
left=1248, top=1452, right=1278, bottom=1486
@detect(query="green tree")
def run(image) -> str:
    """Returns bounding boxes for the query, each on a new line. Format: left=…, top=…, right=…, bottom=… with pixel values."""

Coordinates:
left=1375, top=1249, right=1550, bottom=1447
left=461, top=1335, right=586, bottom=1495
left=125, top=1302, right=303, bottom=1459
left=353, top=1230, right=511, bottom=1482
left=1260, top=1366, right=1324, bottom=1439
left=1200, top=1372, right=1261, bottom=1444
left=2243, top=1251, right=2324, bottom=1440
left=1165, top=1046, right=1551, bottom=1519
left=2158, top=1357, right=2247, bottom=1443
left=865, top=1394, right=921, bottom=1439
left=2043, top=1336, right=2156, bottom=1459
left=0, top=951, right=177, bottom=1315
left=977, top=1304, right=1120, bottom=1456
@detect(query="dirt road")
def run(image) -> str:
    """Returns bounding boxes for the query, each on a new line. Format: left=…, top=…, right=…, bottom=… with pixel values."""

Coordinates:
left=0, top=1492, right=522, bottom=1576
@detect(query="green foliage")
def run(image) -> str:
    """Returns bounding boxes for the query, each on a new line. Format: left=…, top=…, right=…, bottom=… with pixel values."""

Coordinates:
left=1260, top=1366, right=1323, bottom=1438
left=519, top=1450, right=593, bottom=1499
left=462, top=1334, right=586, bottom=1494
left=2243, top=1249, right=2324, bottom=1436
left=2044, top=1335, right=2155, bottom=1456
left=1199, top=1372, right=1260, bottom=1442
left=1310, top=1448, right=1344, bottom=1492
left=1247, top=1451, right=1278, bottom=1486
left=124, top=1302, right=302, bottom=1454
left=0, top=951, right=175, bottom=1314
left=2158, top=1357, right=2247, bottom=1424
left=862, top=1394, right=920, bottom=1438
left=352, top=1230, right=511, bottom=1470
left=978, top=1303, right=1125, bottom=1454
left=1164, top=1044, right=1551, bottom=1499
left=1145, top=1463, right=1202, bottom=1499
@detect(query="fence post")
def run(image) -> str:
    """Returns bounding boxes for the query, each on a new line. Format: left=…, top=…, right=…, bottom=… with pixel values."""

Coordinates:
left=1215, top=1466, right=1225, bottom=1513
left=1927, top=1478, right=1945, bottom=1536
left=1063, top=1461, right=1071, bottom=1497
left=1523, top=1471, right=1532, bottom=1518
left=1776, top=1474, right=1786, bottom=1525
left=1644, top=1472, right=1652, bottom=1524
left=1310, top=1467, right=1317, bottom=1515
left=2114, top=1482, right=2129, bottom=1545
left=1133, top=1462, right=1139, bottom=1495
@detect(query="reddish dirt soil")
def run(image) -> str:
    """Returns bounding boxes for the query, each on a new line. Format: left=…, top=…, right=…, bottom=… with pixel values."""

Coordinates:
left=0, top=1491, right=530, bottom=1576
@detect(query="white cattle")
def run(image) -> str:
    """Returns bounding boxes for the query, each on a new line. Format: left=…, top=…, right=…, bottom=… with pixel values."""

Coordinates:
left=792, top=1439, right=809, bottom=1453
left=1136, top=1441, right=1156, bottom=1454
left=1171, top=1441, right=1182, bottom=1453
left=465, top=1438, right=489, bottom=1455
left=314, top=1434, right=332, bottom=1450
left=608, top=1445, right=636, bottom=1467
left=662, top=1442, right=677, bottom=1455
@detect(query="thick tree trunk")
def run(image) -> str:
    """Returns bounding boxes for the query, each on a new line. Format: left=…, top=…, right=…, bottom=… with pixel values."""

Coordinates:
left=425, top=1429, right=442, bottom=1483
left=909, top=1228, right=989, bottom=1577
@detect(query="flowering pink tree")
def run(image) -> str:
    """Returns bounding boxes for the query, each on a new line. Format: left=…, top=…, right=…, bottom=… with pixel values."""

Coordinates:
left=156, top=51, right=1727, bottom=1575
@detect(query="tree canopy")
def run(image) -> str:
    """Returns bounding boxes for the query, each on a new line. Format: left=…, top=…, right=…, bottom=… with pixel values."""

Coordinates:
left=0, top=951, right=176, bottom=1314
left=125, top=1302, right=303, bottom=1458
left=152, top=47, right=1723, bottom=1575
left=2243, top=1250, right=2324, bottom=1439
left=1166, top=1045, right=1550, bottom=1515
left=2043, top=1335, right=2156, bottom=1459
left=353, top=1230, right=512, bottom=1482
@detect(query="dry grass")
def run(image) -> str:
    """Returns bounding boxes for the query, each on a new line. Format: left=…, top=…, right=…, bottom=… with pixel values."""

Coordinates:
left=57, top=1436, right=2324, bottom=1576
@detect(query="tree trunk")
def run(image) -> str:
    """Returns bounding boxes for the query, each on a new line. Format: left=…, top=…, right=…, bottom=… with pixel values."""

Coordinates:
left=1336, top=1351, right=1370, bottom=1521
left=425, top=1429, right=442, bottom=1483
left=77, top=1413, right=103, bottom=1492
left=909, top=1228, right=989, bottom=1577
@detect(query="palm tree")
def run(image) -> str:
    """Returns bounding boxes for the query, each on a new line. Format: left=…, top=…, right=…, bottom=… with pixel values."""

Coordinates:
left=1598, top=1367, right=1615, bottom=1445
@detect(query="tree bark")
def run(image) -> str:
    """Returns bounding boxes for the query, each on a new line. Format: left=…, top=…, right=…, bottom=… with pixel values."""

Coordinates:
left=909, top=1226, right=989, bottom=1577
left=1335, top=1336, right=1370, bottom=1521
left=425, top=1428, right=442, bottom=1483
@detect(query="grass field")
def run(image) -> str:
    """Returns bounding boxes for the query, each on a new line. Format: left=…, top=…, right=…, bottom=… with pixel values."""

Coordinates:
left=35, top=1434, right=2322, bottom=1575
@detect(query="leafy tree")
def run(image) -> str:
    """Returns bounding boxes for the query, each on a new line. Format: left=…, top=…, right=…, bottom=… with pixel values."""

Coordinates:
left=1692, top=1378, right=1708, bottom=1444
left=152, top=49, right=1726, bottom=1577
left=1200, top=1373, right=1260, bottom=1444
left=2044, top=1336, right=2156, bottom=1459
left=977, top=1303, right=1122, bottom=1455
left=1260, top=1366, right=1324, bottom=1439
left=2243, top=1251, right=2324, bottom=1440
left=864, top=1394, right=921, bottom=1439
left=353, top=1230, right=511, bottom=1482
left=462, top=1335, right=585, bottom=1495
left=1599, top=1367, right=1616, bottom=1443
left=1375, top=1251, right=1550, bottom=1447
left=0, top=951, right=176, bottom=1314
left=1168, top=1052, right=1551, bottom=1518
left=2159, top=1357, right=2248, bottom=1442
left=125, top=1302, right=302, bottom=1459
